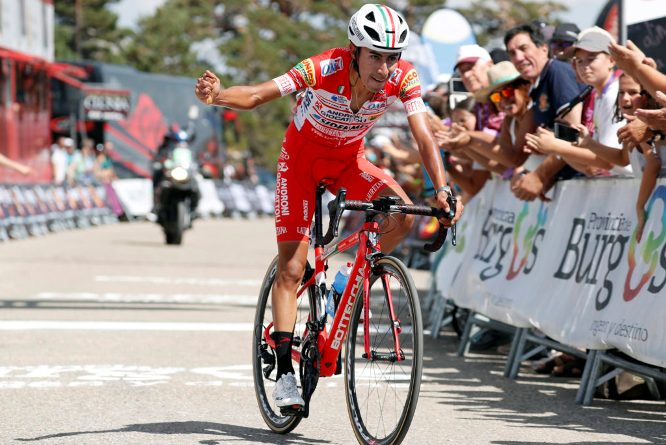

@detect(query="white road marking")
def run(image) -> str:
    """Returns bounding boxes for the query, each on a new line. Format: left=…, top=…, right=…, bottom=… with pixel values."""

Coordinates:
left=94, top=275, right=262, bottom=287
left=0, top=321, right=255, bottom=331
left=35, top=292, right=258, bottom=305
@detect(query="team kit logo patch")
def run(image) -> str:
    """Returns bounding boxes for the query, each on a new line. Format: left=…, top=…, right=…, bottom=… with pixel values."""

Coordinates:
left=321, top=57, right=343, bottom=77
left=294, top=58, right=316, bottom=87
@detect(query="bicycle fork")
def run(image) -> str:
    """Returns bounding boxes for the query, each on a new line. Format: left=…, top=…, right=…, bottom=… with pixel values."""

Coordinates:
left=363, top=257, right=405, bottom=363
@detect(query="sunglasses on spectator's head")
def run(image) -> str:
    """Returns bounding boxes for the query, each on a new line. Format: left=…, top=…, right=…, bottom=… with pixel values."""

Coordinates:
left=489, top=86, right=517, bottom=104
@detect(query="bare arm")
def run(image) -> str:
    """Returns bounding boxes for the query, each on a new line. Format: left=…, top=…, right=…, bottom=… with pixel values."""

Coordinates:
left=0, top=153, right=31, bottom=176
left=635, top=146, right=662, bottom=241
left=195, top=70, right=282, bottom=110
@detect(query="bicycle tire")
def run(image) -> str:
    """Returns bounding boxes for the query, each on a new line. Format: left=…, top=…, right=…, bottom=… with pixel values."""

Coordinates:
left=344, top=255, right=423, bottom=445
left=252, top=255, right=302, bottom=434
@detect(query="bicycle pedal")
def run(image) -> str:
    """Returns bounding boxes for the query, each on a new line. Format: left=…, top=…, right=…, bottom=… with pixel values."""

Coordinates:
left=279, top=405, right=306, bottom=417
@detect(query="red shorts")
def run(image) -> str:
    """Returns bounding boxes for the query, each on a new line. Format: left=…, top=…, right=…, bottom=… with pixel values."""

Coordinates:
left=275, top=126, right=399, bottom=243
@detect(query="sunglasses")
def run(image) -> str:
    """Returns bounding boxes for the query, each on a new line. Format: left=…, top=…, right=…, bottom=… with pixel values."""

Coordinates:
left=489, top=86, right=517, bottom=104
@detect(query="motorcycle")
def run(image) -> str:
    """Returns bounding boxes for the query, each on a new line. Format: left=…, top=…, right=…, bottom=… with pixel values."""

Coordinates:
left=153, top=108, right=201, bottom=245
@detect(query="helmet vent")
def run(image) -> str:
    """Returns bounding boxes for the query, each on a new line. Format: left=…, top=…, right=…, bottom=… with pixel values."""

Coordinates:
left=364, top=26, right=381, bottom=42
left=365, top=12, right=375, bottom=22
left=399, top=30, right=407, bottom=43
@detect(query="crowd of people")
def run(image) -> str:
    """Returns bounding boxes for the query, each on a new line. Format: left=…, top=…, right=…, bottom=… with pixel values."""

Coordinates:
left=355, top=21, right=666, bottom=367
left=361, top=22, right=666, bottom=246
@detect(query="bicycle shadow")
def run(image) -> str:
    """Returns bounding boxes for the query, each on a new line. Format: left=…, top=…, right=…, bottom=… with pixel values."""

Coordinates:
left=16, top=421, right=330, bottom=444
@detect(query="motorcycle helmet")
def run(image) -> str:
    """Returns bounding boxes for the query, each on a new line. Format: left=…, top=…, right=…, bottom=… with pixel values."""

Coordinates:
left=348, top=4, right=409, bottom=54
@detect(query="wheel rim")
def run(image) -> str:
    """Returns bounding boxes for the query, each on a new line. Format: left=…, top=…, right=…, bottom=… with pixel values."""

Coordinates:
left=346, top=258, right=422, bottom=444
left=252, top=257, right=311, bottom=433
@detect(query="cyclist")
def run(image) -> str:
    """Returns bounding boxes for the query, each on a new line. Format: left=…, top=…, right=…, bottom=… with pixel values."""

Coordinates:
left=195, top=3, right=463, bottom=409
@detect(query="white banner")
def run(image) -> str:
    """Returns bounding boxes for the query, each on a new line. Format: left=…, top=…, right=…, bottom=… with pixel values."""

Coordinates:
left=436, top=177, right=666, bottom=367
left=111, top=179, right=153, bottom=218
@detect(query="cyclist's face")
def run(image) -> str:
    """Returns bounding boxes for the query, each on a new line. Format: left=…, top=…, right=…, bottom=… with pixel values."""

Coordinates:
left=356, top=47, right=401, bottom=92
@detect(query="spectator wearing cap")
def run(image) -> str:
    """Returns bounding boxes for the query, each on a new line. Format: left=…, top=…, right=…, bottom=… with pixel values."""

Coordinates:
left=573, top=27, right=632, bottom=175
left=52, top=137, right=75, bottom=184
left=436, top=45, right=504, bottom=173
left=467, top=61, right=539, bottom=174
left=525, top=27, right=632, bottom=177
left=550, top=23, right=580, bottom=61
left=452, top=44, right=504, bottom=136
left=505, top=23, right=586, bottom=201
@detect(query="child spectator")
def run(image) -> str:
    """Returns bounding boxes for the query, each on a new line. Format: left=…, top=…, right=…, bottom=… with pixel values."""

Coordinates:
left=614, top=73, right=664, bottom=241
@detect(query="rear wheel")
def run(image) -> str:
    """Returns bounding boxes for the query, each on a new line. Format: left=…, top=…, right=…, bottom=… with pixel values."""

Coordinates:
left=252, top=256, right=307, bottom=434
left=344, top=256, right=423, bottom=445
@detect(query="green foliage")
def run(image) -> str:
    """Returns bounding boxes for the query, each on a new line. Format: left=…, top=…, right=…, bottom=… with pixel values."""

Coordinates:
left=124, top=0, right=216, bottom=77
left=53, top=0, right=569, bottom=170
left=54, top=0, right=131, bottom=63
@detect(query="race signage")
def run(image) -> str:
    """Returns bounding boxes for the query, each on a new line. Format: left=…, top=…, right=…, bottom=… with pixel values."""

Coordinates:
left=82, top=88, right=131, bottom=121
left=435, top=177, right=666, bottom=367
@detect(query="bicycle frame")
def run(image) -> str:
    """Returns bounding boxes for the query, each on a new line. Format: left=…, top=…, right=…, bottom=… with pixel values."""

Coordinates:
left=263, top=183, right=405, bottom=378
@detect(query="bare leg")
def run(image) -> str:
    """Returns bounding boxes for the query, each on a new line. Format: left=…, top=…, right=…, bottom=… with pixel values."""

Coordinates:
left=272, top=240, right=309, bottom=332
left=376, top=185, right=414, bottom=254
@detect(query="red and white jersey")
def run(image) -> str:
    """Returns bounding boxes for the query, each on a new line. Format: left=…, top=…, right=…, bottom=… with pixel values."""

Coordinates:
left=273, top=47, right=426, bottom=147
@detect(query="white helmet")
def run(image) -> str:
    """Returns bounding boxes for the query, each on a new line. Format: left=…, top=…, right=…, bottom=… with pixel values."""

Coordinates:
left=348, top=4, right=409, bottom=54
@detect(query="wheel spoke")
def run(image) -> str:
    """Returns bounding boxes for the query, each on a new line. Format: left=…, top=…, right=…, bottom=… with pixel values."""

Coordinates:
left=345, top=257, right=422, bottom=445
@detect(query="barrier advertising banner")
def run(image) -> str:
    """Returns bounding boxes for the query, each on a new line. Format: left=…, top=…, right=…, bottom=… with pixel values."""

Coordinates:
left=436, top=177, right=666, bottom=367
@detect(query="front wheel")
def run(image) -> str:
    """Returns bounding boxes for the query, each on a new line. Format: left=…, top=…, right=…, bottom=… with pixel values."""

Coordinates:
left=251, top=256, right=302, bottom=434
left=345, top=256, right=423, bottom=445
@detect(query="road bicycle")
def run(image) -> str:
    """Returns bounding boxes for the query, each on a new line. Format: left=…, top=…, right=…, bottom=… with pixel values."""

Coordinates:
left=252, top=182, right=455, bottom=445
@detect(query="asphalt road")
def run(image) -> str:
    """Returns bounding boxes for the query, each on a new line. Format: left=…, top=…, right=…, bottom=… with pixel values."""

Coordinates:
left=0, top=218, right=664, bottom=445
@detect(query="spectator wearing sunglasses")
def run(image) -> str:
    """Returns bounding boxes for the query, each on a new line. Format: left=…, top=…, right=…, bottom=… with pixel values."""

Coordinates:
left=549, top=23, right=579, bottom=61
left=466, top=62, right=540, bottom=178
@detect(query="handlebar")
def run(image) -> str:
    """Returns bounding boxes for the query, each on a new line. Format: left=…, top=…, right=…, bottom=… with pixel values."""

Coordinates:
left=323, top=188, right=457, bottom=252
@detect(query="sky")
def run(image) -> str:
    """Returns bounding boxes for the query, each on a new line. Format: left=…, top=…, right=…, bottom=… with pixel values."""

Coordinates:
left=110, top=0, right=610, bottom=31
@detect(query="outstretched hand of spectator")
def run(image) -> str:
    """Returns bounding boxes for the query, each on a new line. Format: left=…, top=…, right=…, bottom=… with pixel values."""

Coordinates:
left=511, top=170, right=550, bottom=202
left=608, top=40, right=654, bottom=75
left=634, top=91, right=666, bottom=132
left=524, top=127, right=557, bottom=154
left=618, top=115, right=651, bottom=148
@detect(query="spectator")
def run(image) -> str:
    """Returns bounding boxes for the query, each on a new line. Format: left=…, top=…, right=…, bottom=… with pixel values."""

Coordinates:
left=51, top=137, right=71, bottom=184
left=470, top=61, right=540, bottom=173
left=549, top=23, right=580, bottom=61
left=68, top=138, right=97, bottom=185
left=525, top=27, right=631, bottom=176
left=505, top=23, right=585, bottom=201
left=613, top=73, right=665, bottom=241
left=93, top=142, right=118, bottom=184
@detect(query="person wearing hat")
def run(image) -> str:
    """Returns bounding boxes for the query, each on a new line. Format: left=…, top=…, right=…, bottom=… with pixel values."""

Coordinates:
left=549, top=23, right=580, bottom=61
left=464, top=61, right=539, bottom=173
left=438, top=45, right=504, bottom=158
left=525, top=26, right=633, bottom=177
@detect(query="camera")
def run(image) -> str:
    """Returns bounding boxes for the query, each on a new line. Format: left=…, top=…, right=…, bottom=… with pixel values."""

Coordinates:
left=554, top=122, right=580, bottom=143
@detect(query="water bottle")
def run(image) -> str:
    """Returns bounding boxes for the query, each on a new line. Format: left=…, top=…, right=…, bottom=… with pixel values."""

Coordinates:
left=326, top=263, right=352, bottom=319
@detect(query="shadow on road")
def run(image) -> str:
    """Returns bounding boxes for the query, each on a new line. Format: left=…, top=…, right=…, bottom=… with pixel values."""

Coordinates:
left=423, top=332, right=666, bottom=445
left=16, top=420, right=330, bottom=444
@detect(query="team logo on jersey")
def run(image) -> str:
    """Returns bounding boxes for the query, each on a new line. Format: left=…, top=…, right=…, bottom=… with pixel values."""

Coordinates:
left=538, top=93, right=550, bottom=112
left=338, top=86, right=345, bottom=94
left=294, top=58, right=316, bottom=87
left=321, top=57, right=343, bottom=77
left=389, top=68, right=402, bottom=86
left=366, top=101, right=384, bottom=110
left=399, top=69, right=420, bottom=96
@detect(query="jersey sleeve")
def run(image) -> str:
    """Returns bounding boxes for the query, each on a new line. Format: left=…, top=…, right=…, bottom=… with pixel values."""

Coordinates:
left=273, top=57, right=318, bottom=97
left=397, top=66, right=426, bottom=116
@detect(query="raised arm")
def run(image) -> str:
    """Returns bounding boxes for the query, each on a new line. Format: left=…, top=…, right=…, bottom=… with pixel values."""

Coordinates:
left=195, top=70, right=282, bottom=110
